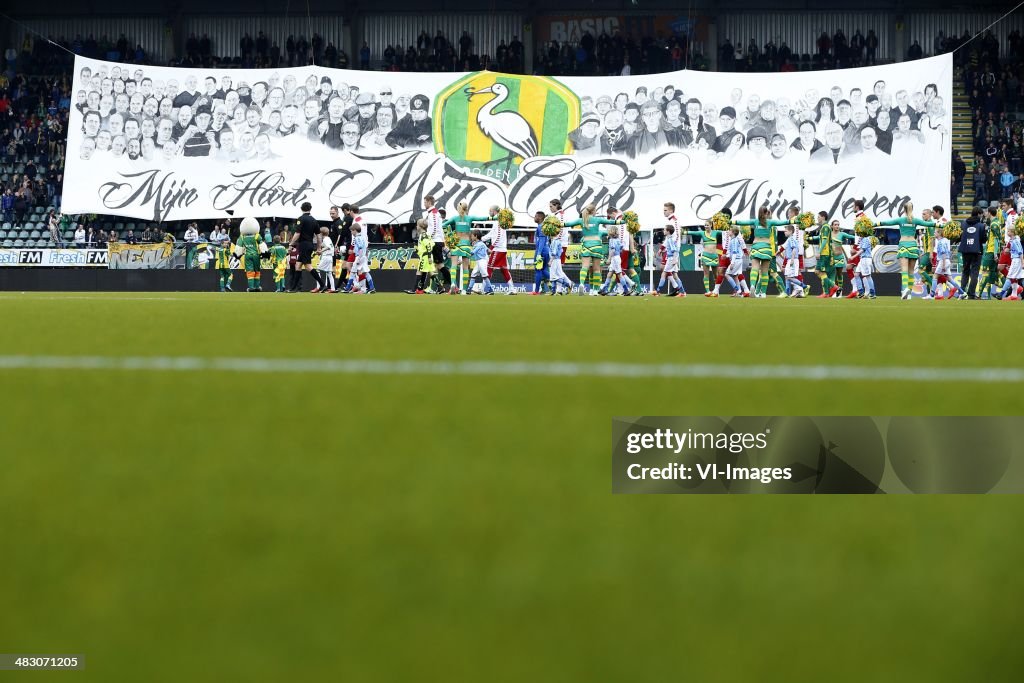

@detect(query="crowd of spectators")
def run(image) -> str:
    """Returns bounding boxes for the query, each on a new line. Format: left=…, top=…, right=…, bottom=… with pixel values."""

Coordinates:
left=176, top=32, right=349, bottom=71
left=174, top=29, right=526, bottom=75
left=535, top=32, right=702, bottom=77
left=954, top=29, right=1024, bottom=213
left=718, top=29, right=882, bottom=73
left=12, top=32, right=150, bottom=77
left=376, top=30, right=525, bottom=74
left=0, top=66, right=67, bottom=225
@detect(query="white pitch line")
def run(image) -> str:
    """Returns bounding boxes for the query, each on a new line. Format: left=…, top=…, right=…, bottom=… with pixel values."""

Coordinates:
left=0, top=355, right=1020, bottom=383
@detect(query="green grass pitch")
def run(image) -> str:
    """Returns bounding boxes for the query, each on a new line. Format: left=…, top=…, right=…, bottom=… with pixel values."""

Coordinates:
left=1, top=292, right=1021, bottom=682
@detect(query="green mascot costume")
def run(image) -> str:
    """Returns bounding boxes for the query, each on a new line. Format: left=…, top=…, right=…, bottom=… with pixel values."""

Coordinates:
left=234, top=217, right=268, bottom=292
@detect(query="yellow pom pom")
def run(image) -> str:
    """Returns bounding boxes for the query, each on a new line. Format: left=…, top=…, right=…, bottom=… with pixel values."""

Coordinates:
left=541, top=214, right=562, bottom=237
left=622, top=210, right=641, bottom=235
left=854, top=215, right=875, bottom=237
left=711, top=212, right=732, bottom=232
left=498, top=208, right=515, bottom=230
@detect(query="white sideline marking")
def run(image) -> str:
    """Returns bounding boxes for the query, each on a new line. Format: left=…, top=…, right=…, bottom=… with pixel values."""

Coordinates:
left=0, top=355, right=1020, bottom=383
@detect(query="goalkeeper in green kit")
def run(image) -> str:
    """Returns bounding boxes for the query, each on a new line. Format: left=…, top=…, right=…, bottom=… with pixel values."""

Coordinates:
left=234, top=217, right=269, bottom=292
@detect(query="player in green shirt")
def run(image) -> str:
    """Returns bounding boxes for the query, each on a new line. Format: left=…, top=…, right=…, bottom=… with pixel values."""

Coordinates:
left=442, top=202, right=490, bottom=294
left=414, top=220, right=436, bottom=293
left=269, top=236, right=289, bottom=292
left=874, top=201, right=935, bottom=299
left=563, top=204, right=618, bottom=294
left=213, top=239, right=233, bottom=292
left=686, top=224, right=724, bottom=295
left=807, top=211, right=838, bottom=297
left=735, top=207, right=792, bottom=298
left=913, top=207, right=939, bottom=298
left=979, top=206, right=1004, bottom=299
left=831, top=223, right=857, bottom=297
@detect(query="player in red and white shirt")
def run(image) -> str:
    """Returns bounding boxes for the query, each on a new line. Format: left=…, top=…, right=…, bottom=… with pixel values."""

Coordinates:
left=549, top=198, right=569, bottom=266
left=483, top=204, right=516, bottom=294
left=713, top=210, right=736, bottom=296
left=1002, top=199, right=1018, bottom=235
left=663, top=202, right=679, bottom=234
left=422, top=194, right=453, bottom=293
left=662, top=202, right=681, bottom=293
left=919, top=205, right=948, bottom=300
left=844, top=199, right=867, bottom=298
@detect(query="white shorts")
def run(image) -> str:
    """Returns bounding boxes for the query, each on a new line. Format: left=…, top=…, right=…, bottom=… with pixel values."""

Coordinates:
left=856, top=258, right=873, bottom=276
left=354, top=257, right=370, bottom=274
left=664, top=256, right=679, bottom=274
left=318, top=257, right=333, bottom=272
left=471, top=260, right=488, bottom=277
left=726, top=258, right=743, bottom=276
left=1009, top=258, right=1023, bottom=280
left=608, top=257, right=623, bottom=274
left=934, top=258, right=951, bottom=276
left=784, top=260, right=799, bottom=278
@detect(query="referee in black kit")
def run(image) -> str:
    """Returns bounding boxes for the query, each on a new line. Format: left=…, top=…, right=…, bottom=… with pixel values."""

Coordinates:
left=288, top=202, right=319, bottom=292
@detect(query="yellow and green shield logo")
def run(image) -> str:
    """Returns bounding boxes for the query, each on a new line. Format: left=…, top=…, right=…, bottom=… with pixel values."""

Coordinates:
left=433, top=72, right=580, bottom=182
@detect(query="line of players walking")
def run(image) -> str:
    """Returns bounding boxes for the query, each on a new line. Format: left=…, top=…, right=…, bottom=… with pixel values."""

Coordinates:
left=209, top=195, right=1024, bottom=300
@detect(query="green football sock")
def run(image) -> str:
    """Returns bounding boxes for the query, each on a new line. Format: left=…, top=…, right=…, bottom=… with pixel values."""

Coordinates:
left=703, top=271, right=711, bottom=292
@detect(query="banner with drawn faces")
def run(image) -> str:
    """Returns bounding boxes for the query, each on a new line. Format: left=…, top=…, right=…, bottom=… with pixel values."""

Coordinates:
left=62, top=54, right=952, bottom=225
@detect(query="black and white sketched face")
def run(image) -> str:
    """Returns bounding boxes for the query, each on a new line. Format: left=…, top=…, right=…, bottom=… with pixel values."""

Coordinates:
left=80, top=137, right=96, bottom=159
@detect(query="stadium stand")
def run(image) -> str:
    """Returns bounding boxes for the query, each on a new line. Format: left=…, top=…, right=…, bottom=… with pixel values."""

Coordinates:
left=0, top=13, right=1019, bottom=247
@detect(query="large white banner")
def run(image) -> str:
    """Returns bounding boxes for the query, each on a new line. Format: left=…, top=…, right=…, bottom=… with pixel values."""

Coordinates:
left=62, top=55, right=952, bottom=225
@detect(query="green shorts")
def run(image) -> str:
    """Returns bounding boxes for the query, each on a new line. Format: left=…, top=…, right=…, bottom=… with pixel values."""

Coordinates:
left=750, top=243, right=773, bottom=261
left=816, top=255, right=833, bottom=272
left=919, top=255, right=933, bottom=272
left=581, top=243, right=606, bottom=259
left=897, top=243, right=920, bottom=260
left=700, top=252, right=719, bottom=268
left=982, top=253, right=997, bottom=269
left=452, top=246, right=472, bottom=258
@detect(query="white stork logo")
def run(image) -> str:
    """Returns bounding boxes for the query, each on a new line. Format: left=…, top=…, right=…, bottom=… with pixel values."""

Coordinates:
left=465, top=83, right=540, bottom=170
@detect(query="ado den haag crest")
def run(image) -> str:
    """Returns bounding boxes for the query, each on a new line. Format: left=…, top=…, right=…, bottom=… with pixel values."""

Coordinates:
left=433, top=72, right=580, bottom=182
